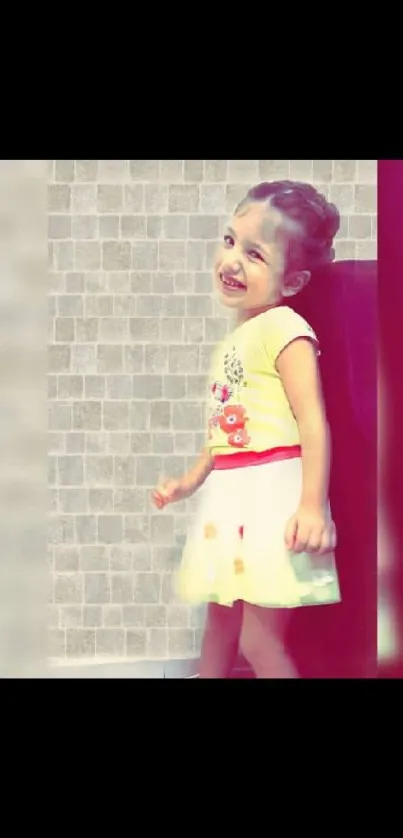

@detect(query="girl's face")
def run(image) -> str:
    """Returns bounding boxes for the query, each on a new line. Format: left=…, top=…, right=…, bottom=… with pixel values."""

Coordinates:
left=214, top=201, right=292, bottom=318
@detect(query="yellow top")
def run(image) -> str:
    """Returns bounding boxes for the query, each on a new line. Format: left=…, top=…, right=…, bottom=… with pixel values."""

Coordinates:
left=206, top=305, right=319, bottom=455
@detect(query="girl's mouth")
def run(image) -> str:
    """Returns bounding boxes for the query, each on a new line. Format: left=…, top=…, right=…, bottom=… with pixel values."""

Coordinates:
left=220, top=273, right=247, bottom=292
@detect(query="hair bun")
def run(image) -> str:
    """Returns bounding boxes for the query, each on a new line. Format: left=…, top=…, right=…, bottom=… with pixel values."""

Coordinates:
left=322, top=202, right=340, bottom=242
left=236, top=180, right=341, bottom=271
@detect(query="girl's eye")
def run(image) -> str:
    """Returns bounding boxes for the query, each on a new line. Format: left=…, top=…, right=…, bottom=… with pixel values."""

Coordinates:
left=224, top=235, right=234, bottom=247
left=249, top=249, right=263, bottom=261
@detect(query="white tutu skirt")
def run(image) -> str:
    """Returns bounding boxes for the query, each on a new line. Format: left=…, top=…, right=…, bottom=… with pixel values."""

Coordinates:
left=176, top=458, right=341, bottom=609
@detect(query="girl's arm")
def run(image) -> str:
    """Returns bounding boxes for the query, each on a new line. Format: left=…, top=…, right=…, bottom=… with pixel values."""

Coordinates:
left=152, top=447, right=214, bottom=510
left=182, top=447, right=214, bottom=494
left=276, top=337, right=330, bottom=512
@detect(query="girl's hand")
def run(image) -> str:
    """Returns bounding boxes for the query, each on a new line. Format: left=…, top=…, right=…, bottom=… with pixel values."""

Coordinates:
left=284, top=505, right=337, bottom=554
left=152, top=449, right=213, bottom=510
left=151, top=478, right=192, bottom=510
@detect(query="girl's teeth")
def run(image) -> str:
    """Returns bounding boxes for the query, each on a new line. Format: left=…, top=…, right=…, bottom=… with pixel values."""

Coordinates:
left=223, top=277, right=244, bottom=289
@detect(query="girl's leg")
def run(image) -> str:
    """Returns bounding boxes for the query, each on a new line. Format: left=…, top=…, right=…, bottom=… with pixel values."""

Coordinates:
left=199, top=600, right=243, bottom=678
left=240, top=604, right=298, bottom=679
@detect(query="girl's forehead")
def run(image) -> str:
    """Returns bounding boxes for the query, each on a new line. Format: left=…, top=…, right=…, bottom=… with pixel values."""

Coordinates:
left=230, top=202, right=284, bottom=244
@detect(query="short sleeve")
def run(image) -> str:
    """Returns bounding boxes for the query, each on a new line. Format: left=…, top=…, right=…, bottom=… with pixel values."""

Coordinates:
left=261, top=306, right=320, bottom=366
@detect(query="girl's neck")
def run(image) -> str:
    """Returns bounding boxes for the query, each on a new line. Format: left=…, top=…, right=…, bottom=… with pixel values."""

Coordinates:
left=236, top=300, right=284, bottom=327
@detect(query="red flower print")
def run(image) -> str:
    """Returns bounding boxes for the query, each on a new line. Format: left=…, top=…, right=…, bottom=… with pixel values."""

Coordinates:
left=238, top=525, right=244, bottom=540
left=228, top=428, right=251, bottom=448
left=211, top=382, right=217, bottom=395
left=218, top=405, right=247, bottom=433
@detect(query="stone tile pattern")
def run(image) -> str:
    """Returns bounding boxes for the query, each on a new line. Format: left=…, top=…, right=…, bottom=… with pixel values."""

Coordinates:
left=48, top=160, right=377, bottom=659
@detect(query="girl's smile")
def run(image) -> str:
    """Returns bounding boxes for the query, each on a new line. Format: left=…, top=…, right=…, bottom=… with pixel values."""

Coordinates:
left=219, top=271, right=247, bottom=293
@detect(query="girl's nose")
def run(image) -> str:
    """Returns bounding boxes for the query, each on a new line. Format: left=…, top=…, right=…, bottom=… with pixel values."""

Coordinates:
left=221, top=259, right=242, bottom=276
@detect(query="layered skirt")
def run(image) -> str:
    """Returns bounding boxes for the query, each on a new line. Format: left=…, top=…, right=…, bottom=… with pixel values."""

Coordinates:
left=176, top=453, right=341, bottom=609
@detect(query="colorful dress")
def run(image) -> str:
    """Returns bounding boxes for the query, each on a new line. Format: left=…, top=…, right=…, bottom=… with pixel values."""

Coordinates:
left=176, top=305, right=341, bottom=609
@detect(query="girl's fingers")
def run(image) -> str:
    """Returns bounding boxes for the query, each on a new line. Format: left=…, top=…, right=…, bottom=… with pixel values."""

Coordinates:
left=307, top=539, right=322, bottom=552
left=317, top=524, right=337, bottom=554
left=284, top=515, right=298, bottom=550
left=151, top=491, right=166, bottom=509
left=317, top=533, right=331, bottom=555
left=294, top=524, right=311, bottom=552
left=306, top=526, right=324, bottom=552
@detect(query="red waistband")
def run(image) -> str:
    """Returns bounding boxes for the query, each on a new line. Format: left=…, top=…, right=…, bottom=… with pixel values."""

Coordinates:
left=213, top=445, right=302, bottom=470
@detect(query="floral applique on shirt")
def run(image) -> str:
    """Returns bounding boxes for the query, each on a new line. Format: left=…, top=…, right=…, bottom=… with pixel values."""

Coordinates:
left=228, top=427, right=251, bottom=448
left=218, top=405, right=248, bottom=433
left=211, top=382, right=232, bottom=404
left=208, top=346, right=250, bottom=448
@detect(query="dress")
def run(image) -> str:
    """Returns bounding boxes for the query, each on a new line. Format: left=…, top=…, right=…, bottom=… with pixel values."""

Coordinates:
left=176, top=305, right=341, bottom=609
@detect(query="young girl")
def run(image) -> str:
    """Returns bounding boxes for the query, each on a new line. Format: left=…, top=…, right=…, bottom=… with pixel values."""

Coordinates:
left=152, top=180, right=341, bottom=678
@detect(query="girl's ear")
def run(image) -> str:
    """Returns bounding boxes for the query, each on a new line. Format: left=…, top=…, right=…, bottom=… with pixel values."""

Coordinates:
left=282, top=270, right=311, bottom=298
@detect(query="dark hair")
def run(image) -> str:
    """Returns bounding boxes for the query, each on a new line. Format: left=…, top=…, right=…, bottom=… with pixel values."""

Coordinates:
left=235, top=180, right=340, bottom=274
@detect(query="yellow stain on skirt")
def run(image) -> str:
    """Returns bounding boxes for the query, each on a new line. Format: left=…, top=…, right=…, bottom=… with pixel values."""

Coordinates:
left=204, top=523, right=217, bottom=539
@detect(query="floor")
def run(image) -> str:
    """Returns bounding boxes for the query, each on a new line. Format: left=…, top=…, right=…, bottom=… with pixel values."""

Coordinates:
left=47, top=655, right=254, bottom=679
